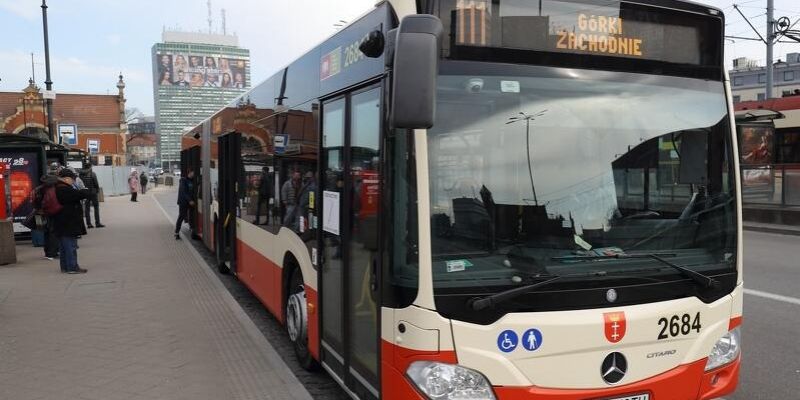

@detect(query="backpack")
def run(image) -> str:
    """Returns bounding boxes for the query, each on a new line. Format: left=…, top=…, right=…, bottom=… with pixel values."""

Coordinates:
left=41, top=186, right=63, bottom=216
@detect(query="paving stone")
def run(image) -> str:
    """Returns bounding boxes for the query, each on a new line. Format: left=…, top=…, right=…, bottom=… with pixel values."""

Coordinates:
left=0, top=192, right=312, bottom=400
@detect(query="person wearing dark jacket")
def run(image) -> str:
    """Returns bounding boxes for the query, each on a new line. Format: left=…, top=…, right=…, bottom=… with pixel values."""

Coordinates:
left=53, top=169, right=91, bottom=274
left=140, top=172, right=149, bottom=194
left=79, top=164, right=104, bottom=228
left=175, top=169, right=195, bottom=240
left=33, top=173, right=61, bottom=259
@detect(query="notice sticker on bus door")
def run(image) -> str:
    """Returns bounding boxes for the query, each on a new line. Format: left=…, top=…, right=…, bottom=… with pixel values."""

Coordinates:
left=323, top=191, right=340, bottom=235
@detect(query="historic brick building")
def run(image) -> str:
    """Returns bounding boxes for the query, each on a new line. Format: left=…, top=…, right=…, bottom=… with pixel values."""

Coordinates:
left=0, top=76, right=128, bottom=165
left=127, top=118, right=158, bottom=167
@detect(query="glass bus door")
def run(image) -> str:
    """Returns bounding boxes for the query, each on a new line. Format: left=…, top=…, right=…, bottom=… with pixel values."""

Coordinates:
left=320, top=85, right=382, bottom=399
left=217, top=132, right=240, bottom=273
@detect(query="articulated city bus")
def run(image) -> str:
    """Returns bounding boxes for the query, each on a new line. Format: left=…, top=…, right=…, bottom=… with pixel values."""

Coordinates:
left=181, top=0, right=743, bottom=398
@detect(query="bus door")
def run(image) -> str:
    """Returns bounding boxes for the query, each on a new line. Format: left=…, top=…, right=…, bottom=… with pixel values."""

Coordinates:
left=217, top=133, right=240, bottom=273
left=319, top=85, right=382, bottom=400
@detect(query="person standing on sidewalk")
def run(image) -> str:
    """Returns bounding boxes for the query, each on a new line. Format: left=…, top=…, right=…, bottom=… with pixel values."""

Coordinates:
left=175, top=169, right=195, bottom=240
left=79, top=163, right=104, bottom=228
left=140, top=171, right=149, bottom=194
left=53, top=169, right=90, bottom=274
left=128, top=169, right=141, bottom=202
left=32, top=172, right=60, bottom=260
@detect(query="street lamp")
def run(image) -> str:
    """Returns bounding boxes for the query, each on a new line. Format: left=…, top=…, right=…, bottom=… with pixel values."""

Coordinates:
left=506, top=110, right=547, bottom=205
left=41, top=0, right=55, bottom=143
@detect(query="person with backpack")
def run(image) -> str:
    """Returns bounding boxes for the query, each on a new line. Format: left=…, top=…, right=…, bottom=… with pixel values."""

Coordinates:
left=52, top=169, right=90, bottom=274
left=139, top=171, right=149, bottom=194
left=32, top=173, right=61, bottom=260
left=79, top=163, right=104, bottom=228
left=128, top=169, right=141, bottom=202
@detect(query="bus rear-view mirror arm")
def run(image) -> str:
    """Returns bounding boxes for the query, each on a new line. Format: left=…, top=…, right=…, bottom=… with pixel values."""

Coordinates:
left=388, top=14, right=443, bottom=129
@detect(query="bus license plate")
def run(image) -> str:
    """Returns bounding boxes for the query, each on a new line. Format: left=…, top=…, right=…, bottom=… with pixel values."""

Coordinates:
left=607, top=394, right=649, bottom=400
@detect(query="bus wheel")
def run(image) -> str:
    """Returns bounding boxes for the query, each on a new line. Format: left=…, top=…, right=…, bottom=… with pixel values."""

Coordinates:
left=286, top=268, right=317, bottom=370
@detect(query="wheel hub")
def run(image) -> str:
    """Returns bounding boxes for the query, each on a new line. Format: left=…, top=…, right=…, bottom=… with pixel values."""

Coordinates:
left=286, top=287, right=307, bottom=343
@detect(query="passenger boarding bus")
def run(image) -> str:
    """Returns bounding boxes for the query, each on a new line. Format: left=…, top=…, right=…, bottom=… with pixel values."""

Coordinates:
left=182, top=0, right=742, bottom=398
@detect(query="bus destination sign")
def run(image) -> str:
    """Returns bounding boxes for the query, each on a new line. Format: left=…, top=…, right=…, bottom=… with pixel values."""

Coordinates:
left=556, top=14, right=642, bottom=57
left=446, top=0, right=721, bottom=68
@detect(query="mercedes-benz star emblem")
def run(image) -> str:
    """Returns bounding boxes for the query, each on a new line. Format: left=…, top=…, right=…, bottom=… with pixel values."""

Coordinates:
left=601, top=352, right=627, bottom=384
left=606, top=288, right=618, bottom=303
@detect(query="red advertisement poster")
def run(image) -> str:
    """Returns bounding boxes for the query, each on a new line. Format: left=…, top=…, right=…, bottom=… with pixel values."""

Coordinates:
left=739, top=125, right=775, bottom=165
left=355, top=170, right=379, bottom=220
left=0, top=152, right=41, bottom=227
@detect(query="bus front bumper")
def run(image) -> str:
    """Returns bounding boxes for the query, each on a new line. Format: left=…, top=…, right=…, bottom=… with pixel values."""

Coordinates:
left=492, top=356, right=740, bottom=400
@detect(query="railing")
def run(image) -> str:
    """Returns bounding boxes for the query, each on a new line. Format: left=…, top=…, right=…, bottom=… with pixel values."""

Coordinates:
left=741, top=163, right=800, bottom=206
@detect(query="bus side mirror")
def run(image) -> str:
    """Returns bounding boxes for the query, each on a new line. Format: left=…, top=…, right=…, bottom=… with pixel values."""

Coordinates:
left=389, top=15, right=443, bottom=129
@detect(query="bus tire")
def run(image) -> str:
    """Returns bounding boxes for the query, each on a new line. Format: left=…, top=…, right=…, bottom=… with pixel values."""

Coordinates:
left=286, top=267, right=317, bottom=370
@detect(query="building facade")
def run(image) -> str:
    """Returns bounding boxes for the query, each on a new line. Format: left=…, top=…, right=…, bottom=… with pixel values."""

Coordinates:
left=152, top=31, right=250, bottom=170
left=730, top=53, right=800, bottom=103
left=127, top=134, right=158, bottom=167
left=128, top=117, right=158, bottom=167
left=0, top=76, right=128, bottom=165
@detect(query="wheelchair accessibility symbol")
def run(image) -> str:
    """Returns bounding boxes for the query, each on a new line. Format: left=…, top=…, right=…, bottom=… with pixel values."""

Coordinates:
left=497, top=330, right=518, bottom=353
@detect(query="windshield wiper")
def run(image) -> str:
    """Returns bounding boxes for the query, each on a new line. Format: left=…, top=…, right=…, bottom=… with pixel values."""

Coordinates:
left=467, top=269, right=659, bottom=311
left=646, top=254, right=720, bottom=289
left=551, top=252, right=720, bottom=289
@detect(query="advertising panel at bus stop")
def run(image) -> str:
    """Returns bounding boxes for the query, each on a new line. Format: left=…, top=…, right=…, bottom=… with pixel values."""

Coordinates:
left=739, top=124, right=776, bottom=198
left=0, top=163, right=9, bottom=220
left=0, top=152, right=41, bottom=230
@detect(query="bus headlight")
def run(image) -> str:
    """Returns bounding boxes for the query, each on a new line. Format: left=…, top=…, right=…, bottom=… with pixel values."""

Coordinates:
left=406, top=361, right=496, bottom=400
left=705, top=327, right=741, bottom=371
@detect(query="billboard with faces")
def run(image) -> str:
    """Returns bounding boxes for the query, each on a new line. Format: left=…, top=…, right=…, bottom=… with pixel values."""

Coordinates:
left=157, top=52, right=247, bottom=89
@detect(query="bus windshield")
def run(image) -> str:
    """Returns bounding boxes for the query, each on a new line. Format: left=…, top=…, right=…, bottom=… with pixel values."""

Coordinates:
left=426, top=61, right=737, bottom=310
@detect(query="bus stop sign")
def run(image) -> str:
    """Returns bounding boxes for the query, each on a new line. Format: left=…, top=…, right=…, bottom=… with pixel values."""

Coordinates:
left=274, top=134, right=289, bottom=154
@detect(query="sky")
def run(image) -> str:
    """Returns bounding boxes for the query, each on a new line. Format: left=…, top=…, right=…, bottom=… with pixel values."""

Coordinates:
left=0, top=0, right=798, bottom=116
left=0, top=0, right=375, bottom=116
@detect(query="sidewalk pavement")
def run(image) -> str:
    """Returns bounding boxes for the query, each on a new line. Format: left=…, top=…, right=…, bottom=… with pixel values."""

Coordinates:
left=743, top=221, right=800, bottom=236
left=0, top=190, right=313, bottom=400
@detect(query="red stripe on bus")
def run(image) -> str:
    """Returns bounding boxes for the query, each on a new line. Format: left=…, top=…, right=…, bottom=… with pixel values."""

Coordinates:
left=236, top=239, right=284, bottom=323
left=493, top=357, right=740, bottom=399
left=380, top=340, right=457, bottom=400
left=729, top=316, right=743, bottom=330
left=305, top=285, right=320, bottom=360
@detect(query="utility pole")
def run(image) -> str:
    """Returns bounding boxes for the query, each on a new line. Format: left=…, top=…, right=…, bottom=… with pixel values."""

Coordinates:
left=207, top=0, right=213, bottom=33
left=766, top=0, right=775, bottom=99
left=41, top=0, right=55, bottom=142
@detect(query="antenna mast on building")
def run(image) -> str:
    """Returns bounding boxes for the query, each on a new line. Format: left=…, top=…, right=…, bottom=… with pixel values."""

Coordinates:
left=30, top=53, right=35, bottom=83
left=207, top=0, right=213, bottom=33
left=221, top=9, right=226, bottom=35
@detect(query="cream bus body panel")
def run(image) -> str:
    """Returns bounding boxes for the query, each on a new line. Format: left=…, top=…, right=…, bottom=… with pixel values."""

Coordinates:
left=236, top=218, right=318, bottom=291
left=381, top=306, right=456, bottom=353
left=451, top=290, right=738, bottom=388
